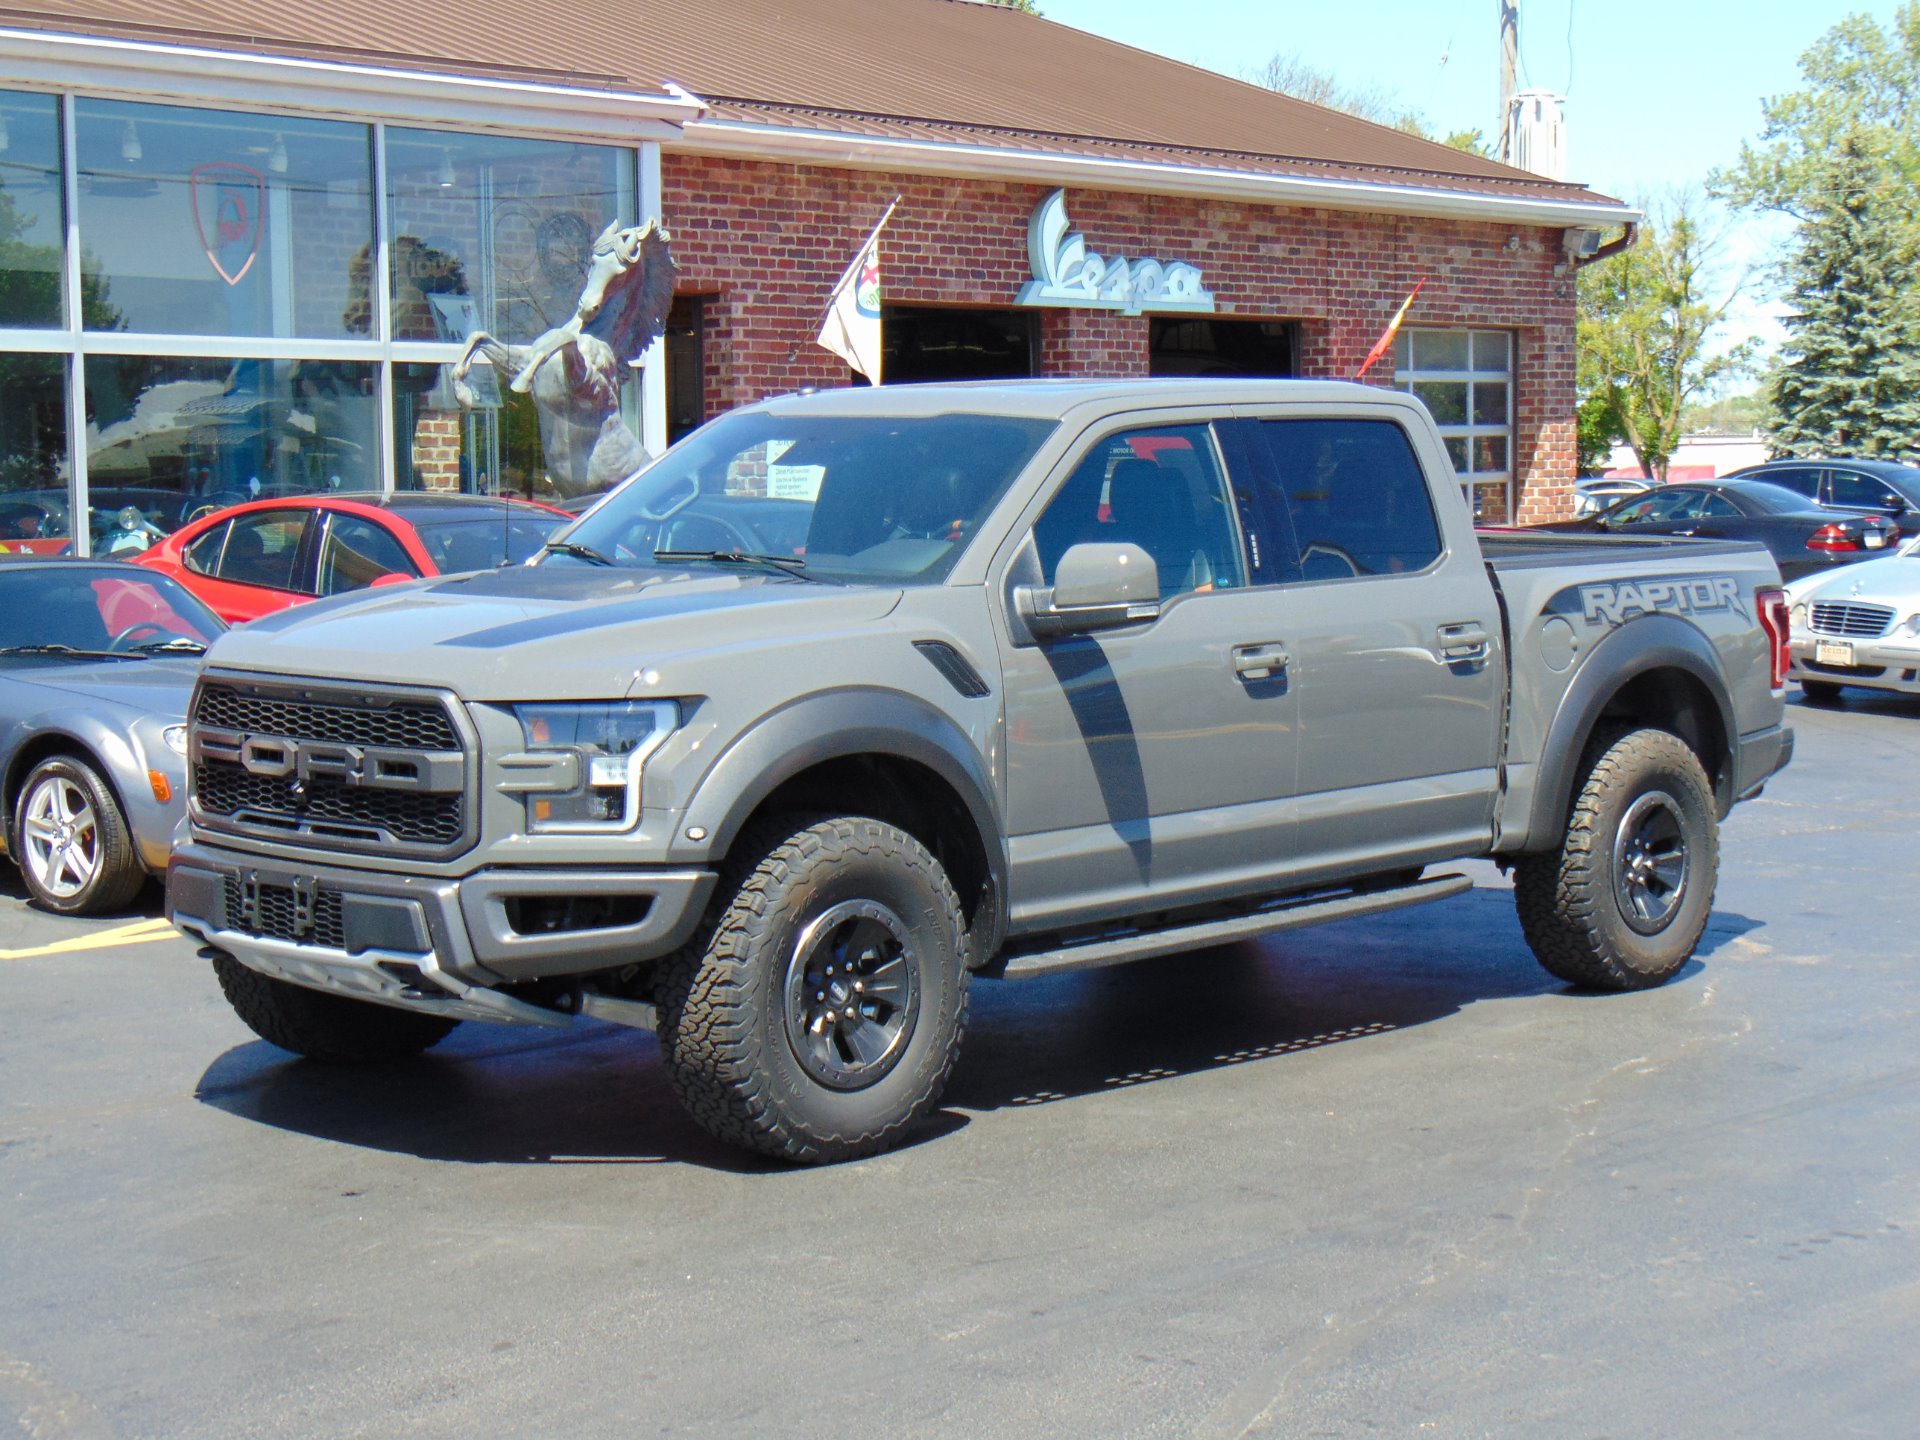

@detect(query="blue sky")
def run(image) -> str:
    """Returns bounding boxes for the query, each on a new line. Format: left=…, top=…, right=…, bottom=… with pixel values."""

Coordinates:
left=1039, top=0, right=1910, bottom=367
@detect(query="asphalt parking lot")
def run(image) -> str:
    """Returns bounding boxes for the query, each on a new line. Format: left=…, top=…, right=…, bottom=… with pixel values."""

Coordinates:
left=3, top=691, right=1917, bottom=1439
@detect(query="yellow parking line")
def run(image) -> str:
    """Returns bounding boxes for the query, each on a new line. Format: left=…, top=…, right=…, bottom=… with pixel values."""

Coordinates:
left=0, top=917, right=181, bottom=960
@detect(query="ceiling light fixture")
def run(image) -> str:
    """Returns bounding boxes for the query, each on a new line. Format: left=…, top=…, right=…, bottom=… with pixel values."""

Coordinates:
left=436, top=149, right=455, bottom=188
left=0, top=114, right=10, bottom=154
left=268, top=133, right=288, bottom=174
left=120, top=120, right=141, bottom=163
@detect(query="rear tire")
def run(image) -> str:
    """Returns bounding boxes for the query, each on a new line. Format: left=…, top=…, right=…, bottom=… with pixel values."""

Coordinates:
left=1514, top=727, right=1717, bottom=991
left=1798, top=679, right=1844, bottom=704
left=211, top=953, right=459, bottom=1061
left=655, top=814, right=970, bottom=1164
left=13, top=756, right=145, bottom=916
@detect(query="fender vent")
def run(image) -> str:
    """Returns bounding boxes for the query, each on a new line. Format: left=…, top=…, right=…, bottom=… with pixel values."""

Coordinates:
left=913, top=641, right=991, bottom=699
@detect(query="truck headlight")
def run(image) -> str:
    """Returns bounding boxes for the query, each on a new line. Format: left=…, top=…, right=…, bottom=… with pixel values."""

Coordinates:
left=162, top=724, right=189, bottom=756
left=1789, top=602, right=1807, bottom=632
left=512, top=700, right=676, bottom=832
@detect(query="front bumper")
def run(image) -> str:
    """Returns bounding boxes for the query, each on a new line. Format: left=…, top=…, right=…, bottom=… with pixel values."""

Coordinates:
left=168, top=838, right=715, bottom=1026
left=1788, top=633, right=1920, bottom=695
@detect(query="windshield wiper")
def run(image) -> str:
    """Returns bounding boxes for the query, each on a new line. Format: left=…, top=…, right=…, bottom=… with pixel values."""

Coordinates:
left=0, top=643, right=135, bottom=660
left=540, top=540, right=614, bottom=566
left=131, top=638, right=209, bottom=655
left=653, top=549, right=810, bottom=576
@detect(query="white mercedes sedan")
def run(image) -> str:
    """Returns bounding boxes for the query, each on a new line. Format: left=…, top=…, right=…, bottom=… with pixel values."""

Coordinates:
left=1785, top=533, right=1920, bottom=702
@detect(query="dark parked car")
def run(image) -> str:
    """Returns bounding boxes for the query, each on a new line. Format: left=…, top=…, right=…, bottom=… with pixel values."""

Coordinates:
left=0, top=558, right=225, bottom=913
left=1538, top=478, right=1900, bottom=581
left=1724, top=457, right=1920, bottom=532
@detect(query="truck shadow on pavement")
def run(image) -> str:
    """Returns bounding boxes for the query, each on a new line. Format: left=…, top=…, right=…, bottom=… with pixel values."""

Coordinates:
left=191, top=884, right=1762, bottom=1171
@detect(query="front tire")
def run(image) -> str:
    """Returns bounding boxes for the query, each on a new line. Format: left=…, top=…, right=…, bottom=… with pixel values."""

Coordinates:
left=655, top=814, right=970, bottom=1163
left=1514, top=727, right=1718, bottom=991
left=13, top=756, right=145, bottom=915
left=211, top=953, right=459, bottom=1061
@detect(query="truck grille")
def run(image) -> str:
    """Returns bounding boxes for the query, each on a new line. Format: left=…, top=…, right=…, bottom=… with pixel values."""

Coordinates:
left=1809, top=601, right=1896, bottom=638
left=190, top=678, right=472, bottom=859
left=221, top=875, right=346, bottom=950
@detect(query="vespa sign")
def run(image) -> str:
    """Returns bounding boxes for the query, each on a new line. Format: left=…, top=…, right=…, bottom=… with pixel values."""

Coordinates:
left=1015, top=189, right=1215, bottom=316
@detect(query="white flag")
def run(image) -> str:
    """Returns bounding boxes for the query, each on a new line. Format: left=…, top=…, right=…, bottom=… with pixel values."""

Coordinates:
left=817, top=201, right=896, bottom=384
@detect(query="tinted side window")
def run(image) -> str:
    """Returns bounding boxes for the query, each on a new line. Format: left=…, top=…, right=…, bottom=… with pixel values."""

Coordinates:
left=182, top=521, right=229, bottom=576
left=1032, top=424, right=1247, bottom=599
left=1256, top=420, right=1442, bottom=578
left=318, top=514, right=415, bottom=596
left=216, top=511, right=309, bottom=591
left=1827, top=470, right=1902, bottom=509
left=1701, top=495, right=1742, bottom=518
left=1760, top=467, right=1820, bottom=500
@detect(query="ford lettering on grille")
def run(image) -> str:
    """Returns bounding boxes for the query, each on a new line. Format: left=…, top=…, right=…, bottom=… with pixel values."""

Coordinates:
left=190, top=679, right=471, bottom=856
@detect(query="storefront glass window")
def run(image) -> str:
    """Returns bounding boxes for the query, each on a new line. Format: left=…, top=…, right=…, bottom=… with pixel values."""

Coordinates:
left=385, top=130, right=634, bottom=345
left=0, top=353, right=68, bottom=553
left=83, top=355, right=378, bottom=547
left=0, top=92, right=65, bottom=329
left=1394, top=327, right=1513, bottom=523
left=73, top=99, right=373, bottom=339
left=391, top=361, right=562, bottom=500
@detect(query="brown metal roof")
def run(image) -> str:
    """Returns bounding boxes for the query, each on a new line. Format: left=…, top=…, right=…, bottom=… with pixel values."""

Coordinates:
left=4, top=0, right=1618, bottom=206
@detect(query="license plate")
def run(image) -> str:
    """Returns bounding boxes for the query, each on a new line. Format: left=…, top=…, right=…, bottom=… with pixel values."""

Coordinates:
left=1816, top=639, right=1855, bottom=666
left=1865, top=530, right=1886, bottom=548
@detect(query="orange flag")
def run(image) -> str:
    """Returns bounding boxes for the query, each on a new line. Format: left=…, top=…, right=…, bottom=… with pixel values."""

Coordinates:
left=1353, top=278, right=1427, bottom=380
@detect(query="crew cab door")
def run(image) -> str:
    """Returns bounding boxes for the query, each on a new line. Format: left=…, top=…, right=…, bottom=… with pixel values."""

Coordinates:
left=1235, top=406, right=1504, bottom=883
left=991, top=415, right=1301, bottom=932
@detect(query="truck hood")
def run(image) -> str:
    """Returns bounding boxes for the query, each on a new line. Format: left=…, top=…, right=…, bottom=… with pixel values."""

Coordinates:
left=203, top=563, right=904, bottom=701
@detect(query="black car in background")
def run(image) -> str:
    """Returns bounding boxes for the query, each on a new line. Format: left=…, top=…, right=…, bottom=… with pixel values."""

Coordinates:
left=1536, top=478, right=1901, bottom=581
left=1724, top=457, right=1920, bottom=532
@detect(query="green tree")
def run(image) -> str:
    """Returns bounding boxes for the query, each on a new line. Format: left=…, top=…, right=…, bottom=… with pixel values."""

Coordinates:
left=978, top=0, right=1041, bottom=12
left=1716, top=8, right=1920, bottom=458
left=1577, top=194, right=1755, bottom=479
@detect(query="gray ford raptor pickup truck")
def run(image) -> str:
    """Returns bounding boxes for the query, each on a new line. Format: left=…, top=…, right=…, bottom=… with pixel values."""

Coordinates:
left=168, top=380, right=1794, bottom=1162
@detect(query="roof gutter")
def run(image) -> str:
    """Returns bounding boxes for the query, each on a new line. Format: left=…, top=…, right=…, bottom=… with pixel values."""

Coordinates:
left=676, top=116, right=1642, bottom=229
left=0, top=26, right=705, bottom=139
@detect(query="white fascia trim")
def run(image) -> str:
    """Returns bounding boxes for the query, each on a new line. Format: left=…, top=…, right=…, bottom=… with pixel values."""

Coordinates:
left=0, top=26, right=705, bottom=140
left=677, top=118, right=1642, bottom=229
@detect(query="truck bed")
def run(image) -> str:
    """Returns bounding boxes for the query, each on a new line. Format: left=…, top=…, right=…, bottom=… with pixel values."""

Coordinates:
left=1476, top=528, right=1770, bottom=571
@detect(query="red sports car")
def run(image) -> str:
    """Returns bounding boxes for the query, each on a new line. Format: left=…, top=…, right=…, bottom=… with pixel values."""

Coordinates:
left=132, top=492, right=570, bottom=625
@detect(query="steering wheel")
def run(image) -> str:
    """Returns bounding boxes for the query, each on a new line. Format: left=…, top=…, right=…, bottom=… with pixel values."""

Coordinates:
left=1298, top=541, right=1365, bottom=579
left=107, top=621, right=170, bottom=651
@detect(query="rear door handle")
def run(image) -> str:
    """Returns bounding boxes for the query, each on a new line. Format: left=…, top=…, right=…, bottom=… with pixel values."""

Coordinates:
left=1436, top=622, right=1491, bottom=661
left=1232, top=642, right=1289, bottom=681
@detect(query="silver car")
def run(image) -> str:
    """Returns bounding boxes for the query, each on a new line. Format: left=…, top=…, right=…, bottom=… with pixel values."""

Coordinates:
left=1785, top=532, right=1920, bottom=702
left=0, top=558, right=224, bottom=913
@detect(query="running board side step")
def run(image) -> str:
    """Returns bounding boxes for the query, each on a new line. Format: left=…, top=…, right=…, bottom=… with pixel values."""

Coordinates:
left=995, top=872, right=1472, bottom=980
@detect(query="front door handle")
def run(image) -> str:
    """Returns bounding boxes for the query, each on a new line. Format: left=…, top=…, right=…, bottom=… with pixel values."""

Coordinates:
left=1232, top=642, right=1290, bottom=681
left=1436, top=622, right=1491, bottom=661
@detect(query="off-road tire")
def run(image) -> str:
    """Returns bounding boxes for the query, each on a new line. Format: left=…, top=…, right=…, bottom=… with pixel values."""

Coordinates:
left=655, top=814, right=971, bottom=1164
left=13, top=755, right=145, bottom=916
left=1514, top=727, right=1717, bottom=991
left=211, top=953, right=459, bottom=1061
left=1798, top=679, right=1844, bottom=704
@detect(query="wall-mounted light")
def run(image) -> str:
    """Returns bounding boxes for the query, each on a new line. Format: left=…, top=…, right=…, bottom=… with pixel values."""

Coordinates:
left=436, top=149, right=456, bottom=188
left=120, top=120, right=141, bottom=163
left=268, top=133, right=288, bottom=174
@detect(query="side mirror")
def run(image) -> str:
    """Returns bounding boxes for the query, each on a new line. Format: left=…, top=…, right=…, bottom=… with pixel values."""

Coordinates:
left=369, top=572, right=413, bottom=589
left=1015, top=542, right=1160, bottom=638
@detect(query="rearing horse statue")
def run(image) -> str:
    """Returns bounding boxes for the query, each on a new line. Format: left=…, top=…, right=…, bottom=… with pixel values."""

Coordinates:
left=451, top=219, right=676, bottom=497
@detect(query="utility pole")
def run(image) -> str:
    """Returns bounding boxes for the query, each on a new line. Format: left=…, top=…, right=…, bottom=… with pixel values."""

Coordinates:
left=1499, top=0, right=1518, bottom=163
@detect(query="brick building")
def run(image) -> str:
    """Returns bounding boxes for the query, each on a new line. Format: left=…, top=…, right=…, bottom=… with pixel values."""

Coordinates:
left=0, top=0, right=1633, bottom=552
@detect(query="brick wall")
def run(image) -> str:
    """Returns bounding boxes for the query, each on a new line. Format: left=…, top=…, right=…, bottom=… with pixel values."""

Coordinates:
left=662, top=155, right=1580, bottom=518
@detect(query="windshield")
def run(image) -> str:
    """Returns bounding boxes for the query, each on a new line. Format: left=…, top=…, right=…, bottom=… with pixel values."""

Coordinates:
left=0, top=565, right=225, bottom=655
left=409, top=511, right=568, bottom=572
left=558, top=409, right=1057, bottom=584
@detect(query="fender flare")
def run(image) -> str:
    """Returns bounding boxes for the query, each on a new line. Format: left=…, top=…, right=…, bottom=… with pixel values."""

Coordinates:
left=1522, top=614, right=1738, bottom=850
left=1, top=717, right=142, bottom=850
left=670, top=687, right=1007, bottom=922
